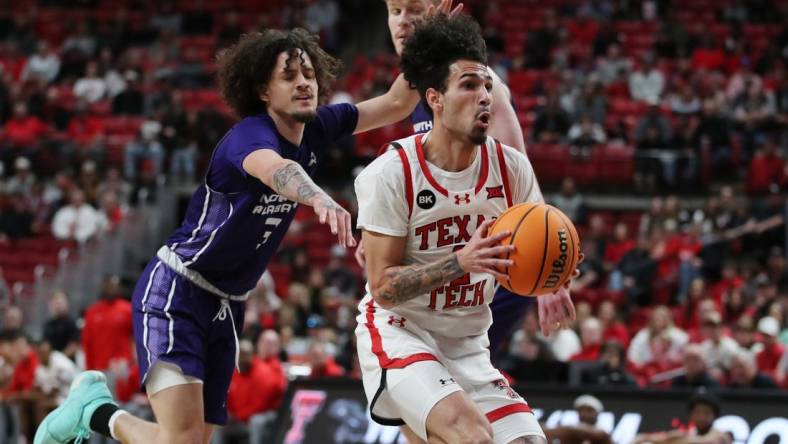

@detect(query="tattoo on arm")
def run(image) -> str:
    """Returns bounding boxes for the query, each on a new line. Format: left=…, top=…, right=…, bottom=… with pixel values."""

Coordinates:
left=270, top=162, right=328, bottom=205
left=377, top=254, right=464, bottom=306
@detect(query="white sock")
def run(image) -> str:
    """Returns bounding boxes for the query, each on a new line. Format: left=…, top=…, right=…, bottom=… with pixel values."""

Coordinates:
left=108, top=409, right=128, bottom=440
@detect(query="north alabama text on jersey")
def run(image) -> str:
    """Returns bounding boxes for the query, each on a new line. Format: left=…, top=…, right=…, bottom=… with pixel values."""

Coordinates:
left=252, top=193, right=297, bottom=216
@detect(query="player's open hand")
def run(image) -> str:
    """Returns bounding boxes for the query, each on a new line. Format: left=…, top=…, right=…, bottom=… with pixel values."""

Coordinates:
left=312, top=195, right=356, bottom=249
left=426, top=0, right=463, bottom=18
left=538, top=252, right=583, bottom=336
left=455, top=219, right=514, bottom=280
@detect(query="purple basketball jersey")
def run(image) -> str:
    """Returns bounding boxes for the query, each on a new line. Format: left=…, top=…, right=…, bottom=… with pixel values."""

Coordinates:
left=164, top=103, right=358, bottom=295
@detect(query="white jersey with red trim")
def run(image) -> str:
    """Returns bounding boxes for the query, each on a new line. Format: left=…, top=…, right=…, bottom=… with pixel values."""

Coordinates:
left=355, top=131, right=543, bottom=339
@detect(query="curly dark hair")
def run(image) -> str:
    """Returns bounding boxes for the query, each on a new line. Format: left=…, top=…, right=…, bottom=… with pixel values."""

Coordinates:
left=399, top=13, right=487, bottom=114
left=217, top=28, right=342, bottom=118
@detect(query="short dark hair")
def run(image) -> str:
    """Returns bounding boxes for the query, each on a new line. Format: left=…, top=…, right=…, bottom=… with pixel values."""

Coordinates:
left=217, top=29, right=342, bottom=118
left=399, top=13, right=487, bottom=114
left=0, top=329, right=25, bottom=343
left=689, top=391, right=721, bottom=417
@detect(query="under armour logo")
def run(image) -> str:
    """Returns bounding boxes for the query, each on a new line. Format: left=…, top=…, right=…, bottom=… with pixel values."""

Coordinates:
left=486, top=186, right=504, bottom=199
left=440, top=378, right=456, bottom=386
left=387, top=316, right=406, bottom=328
left=453, top=193, right=471, bottom=205
left=308, top=152, right=317, bottom=166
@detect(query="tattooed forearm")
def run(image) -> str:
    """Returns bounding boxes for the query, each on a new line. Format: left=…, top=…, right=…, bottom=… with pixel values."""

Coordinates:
left=270, top=161, right=326, bottom=205
left=376, top=254, right=464, bottom=307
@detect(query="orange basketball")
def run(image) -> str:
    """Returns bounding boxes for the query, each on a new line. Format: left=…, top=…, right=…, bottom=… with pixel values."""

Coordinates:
left=489, top=203, right=581, bottom=296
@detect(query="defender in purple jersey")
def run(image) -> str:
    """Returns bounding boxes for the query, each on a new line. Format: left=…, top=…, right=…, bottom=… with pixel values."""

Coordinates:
left=367, top=0, right=578, bottom=370
left=36, top=28, right=419, bottom=444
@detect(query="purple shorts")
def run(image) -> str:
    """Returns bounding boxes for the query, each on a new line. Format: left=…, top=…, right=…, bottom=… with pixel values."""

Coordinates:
left=131, top=258, right=244, bottom=425
left=488, top=286, right=534, bottom=362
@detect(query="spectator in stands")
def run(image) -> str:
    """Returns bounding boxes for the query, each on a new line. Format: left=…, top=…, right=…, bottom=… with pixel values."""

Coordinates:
left=0, top=189, right=33, bottom=240
left=81, top=275, right=133, bottom=371
left=5, top=157, right=35, bottom=197
left=97, top=167, right=132, bottom=205
left=574, top=80, right=608, bottom=125
left=306, top=340, right=345, bottom=378
left=223, top=339, right=281, bottom=444
left=33, top=339, right=78, bottom=407
left=595, top=44, right=631, bottom=85
left=699, top=311, right=740, bottom=374
left=0, top=329, right=39, bottom=439
left=635, top=101, right=673, bottom=149
left=73, top=60, right=107, bottom=104
left=571, top=317, right=604, bottom=361
left=604, top=222, right=635, bottom=273
left=672, top=344, right=721, bottom=388
left=597, top=300, right=629, bottom=346
left=727, top=348, right=777, bottom=389
left=21, top=42, right=60, bottom=85
left=150, top=0, right=182, bottom=34
left=42, top=291, right=79, bottom=359
left=51, top=188, right=107, bottom=243
left=551, top=177, right=586, bottom=224
left=614, top=235, right=658, bottom=305
left=323, top=244, right=357, bottom=298
left=633, top=391, right=732, bottom=444
left=111, top=70, right=144, bottom=115
left=1, top=305, right=23, bottom=332
left=755, top=316, right=784, bottom=375
left=124, top=120, right=164, bottom=182
left=670, top=83, right=702, bottom=116
left=746, top=137, right=784, bottom=195
left=628, top=306, right=688, bottom=367
left=629, top=53, right=664, bottom=104
left=544, top=394, right=613, bottom=444
left=733, top=84, right=777, bottom=157
left=305, top=0, right=340, bottom=52
left=582, top=340, right=636, bottom=386
left=727, top=62, right=762, bottom=101
left=255, top=329, right=287, bottom=405
left=568, top=115, right=606, bottom=151
left=695, top=99, right=733, bottom=177
left=2, top=101, right=48, bottom=156
left=62, top=22, right=98, bottom=59
left=532, top=93, right=571, bottom=143
left=64, top=101, right=105, bottom=167
left=523, top=8, right=561, bottom=69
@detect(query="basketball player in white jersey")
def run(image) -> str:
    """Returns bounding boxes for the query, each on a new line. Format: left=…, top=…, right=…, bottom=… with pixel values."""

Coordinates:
left=370, top=0, right=577, bottom=351
left=354, top=14, right=549, bottom=444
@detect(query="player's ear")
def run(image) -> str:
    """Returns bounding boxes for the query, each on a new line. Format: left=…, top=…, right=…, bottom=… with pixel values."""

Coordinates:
left=426, top=88, right=442, bottom=113
left=258, top=86, right=269, bottom=104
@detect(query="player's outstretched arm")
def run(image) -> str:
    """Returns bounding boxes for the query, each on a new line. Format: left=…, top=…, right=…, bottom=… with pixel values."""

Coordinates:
left=365, top=220, right=513, bottom=309
left=243, top=149, right=355, bottom=248
left=353, top=74, right=420, bottom=134
left=488, top=69, right=527, bottom=154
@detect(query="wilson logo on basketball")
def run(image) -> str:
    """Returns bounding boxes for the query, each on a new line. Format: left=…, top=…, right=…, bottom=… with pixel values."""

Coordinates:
left=543, top=229, right=569, bottom=289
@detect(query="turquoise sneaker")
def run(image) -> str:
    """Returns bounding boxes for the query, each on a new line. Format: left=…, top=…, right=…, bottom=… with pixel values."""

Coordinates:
left=34, top=370, right=118, bottom=444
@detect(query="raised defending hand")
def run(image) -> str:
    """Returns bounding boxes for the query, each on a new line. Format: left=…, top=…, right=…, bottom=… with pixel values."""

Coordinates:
left=455, top=219, right=514, bottom=280
left=311, top=195, right=356, bottom=249
left=426, top=0, right=463, bottom=17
